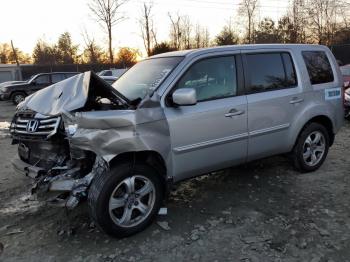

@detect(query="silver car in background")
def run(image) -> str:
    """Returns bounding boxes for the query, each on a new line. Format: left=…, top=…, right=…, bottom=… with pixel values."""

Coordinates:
left=11, top=44, right=344, bottom=237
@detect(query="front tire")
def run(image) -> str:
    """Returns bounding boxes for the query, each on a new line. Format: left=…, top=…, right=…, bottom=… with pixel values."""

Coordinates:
left=88, top=162, right=163, bottom=237
left=11, top=92, right=26, bottom=105
left=292, top=122, right=329, bottom=172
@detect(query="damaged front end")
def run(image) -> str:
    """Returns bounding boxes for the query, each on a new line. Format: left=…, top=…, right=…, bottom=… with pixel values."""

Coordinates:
left=10, top=71, right=132, bottom=208
left=10, top=110, right=107, bottom=209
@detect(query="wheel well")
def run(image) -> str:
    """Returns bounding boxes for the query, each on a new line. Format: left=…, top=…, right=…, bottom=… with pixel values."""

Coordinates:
left=300, top=115, right=335, bottom=146
left=109, top=150, right=168, bottom=188
left=10, top=91, right=26, bottom=98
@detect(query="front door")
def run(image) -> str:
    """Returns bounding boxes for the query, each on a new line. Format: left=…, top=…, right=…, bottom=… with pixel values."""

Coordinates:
left=164, top=55, right=248, bottom=181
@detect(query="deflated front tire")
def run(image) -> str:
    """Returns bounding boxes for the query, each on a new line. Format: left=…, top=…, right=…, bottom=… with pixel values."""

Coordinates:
left=88, top=162, right=163, bottom=237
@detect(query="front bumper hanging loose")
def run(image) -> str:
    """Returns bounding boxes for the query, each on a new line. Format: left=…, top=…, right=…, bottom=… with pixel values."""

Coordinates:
left=12, top=155, right=108, bottom=209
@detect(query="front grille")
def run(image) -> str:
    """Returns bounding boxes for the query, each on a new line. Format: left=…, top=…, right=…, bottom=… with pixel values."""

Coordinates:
left=10, top=111, right=61, bottom=139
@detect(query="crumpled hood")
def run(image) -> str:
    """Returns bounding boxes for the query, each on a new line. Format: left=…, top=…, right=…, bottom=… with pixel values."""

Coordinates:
left=18, top=72, right=90, bottom=116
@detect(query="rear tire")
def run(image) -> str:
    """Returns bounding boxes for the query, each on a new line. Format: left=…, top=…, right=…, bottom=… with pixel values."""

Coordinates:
left=292, top=122, right=329, bottom=172
left=11, top=92, right=26, bottom=105
left=88, top=162, right=163, bottom=238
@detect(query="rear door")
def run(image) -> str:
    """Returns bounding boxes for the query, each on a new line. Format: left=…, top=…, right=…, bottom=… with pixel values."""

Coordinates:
left=164, top=54, right=248, bottom=181
left=243, top=51, right=305, bottom=160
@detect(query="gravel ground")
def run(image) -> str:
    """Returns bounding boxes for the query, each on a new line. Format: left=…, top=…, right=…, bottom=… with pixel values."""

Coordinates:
left=0, top=100, right=349, bottom=262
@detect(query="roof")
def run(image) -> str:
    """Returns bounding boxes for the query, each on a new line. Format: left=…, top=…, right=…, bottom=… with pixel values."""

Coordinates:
left=0, top=64, right=20, bottom=68
left=33, top=72, right=79, bottom=75
left=150, top=44, right=329, bottom=58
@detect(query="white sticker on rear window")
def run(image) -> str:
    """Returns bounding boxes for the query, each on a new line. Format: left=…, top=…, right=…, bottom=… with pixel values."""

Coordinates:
left=325, top=87, right=341, bottom=100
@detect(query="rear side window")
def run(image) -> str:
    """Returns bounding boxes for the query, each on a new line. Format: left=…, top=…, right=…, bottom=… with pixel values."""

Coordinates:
left=35, top=75, right=50, bottom=84
left=246, top=52, right=297, bottom=93
left=302, top=51, right=334, bottom=85
left=51, top=74, right=65, bottom=83
left=65, top=73, right=76, bottom=79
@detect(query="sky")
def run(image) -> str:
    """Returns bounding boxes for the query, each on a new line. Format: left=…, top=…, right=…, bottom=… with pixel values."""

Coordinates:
left=0, top=0, right=291, bottom=56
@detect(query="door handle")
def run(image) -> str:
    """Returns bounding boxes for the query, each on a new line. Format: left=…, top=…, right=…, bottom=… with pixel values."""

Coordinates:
left=225, top=109, right=245, bottom=117
left=289, top=97, right=304, bottom=104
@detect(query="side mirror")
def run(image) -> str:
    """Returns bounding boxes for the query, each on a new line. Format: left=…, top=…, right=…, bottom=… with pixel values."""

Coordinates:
left=172, top=88, right=197, bottom=106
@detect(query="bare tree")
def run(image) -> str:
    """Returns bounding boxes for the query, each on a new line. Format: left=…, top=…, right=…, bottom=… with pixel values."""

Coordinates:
left=89, top=0, right=129, bottom=63
left=168, top=12, right=182, bottom=49
left=168, top=13, right=194, bottom=50
left=292, top=0, right=308, bottom=43
left=82, top=29, right=105, bottom=63
left=194, top=24, right=208, bottom=48
left=304, top=0, right=347, bottom=45
left=238, top=0, right=259, bottom=43
left=181, top=15, right=192, bottom=49
left=139, top=2, right=156, bottom=56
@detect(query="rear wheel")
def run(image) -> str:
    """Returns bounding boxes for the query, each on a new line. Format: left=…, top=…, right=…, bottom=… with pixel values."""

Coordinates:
left=11, top=92, right=26, bottom=105
left=292, top=122, right=329, bottom=172
left=88, top=162, right=163, bottom=237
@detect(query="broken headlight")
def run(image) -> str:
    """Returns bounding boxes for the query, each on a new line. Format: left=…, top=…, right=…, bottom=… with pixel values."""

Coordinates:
left=66, top=124, right=78, bottom=136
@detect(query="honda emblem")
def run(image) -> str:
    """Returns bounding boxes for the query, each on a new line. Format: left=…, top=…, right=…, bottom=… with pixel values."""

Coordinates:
left=26, top=120, right=39, bottom=133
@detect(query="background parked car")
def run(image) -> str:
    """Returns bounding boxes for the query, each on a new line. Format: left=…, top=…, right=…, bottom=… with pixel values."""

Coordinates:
left=339, top=65, right=350, bottom=119
left=0, top=72, right=79, bottom=104
left=99, top=75, right=118, bottom=85
left=98, top=69, right=127, bottom=78
left=340, top=64, right=350, bottom=83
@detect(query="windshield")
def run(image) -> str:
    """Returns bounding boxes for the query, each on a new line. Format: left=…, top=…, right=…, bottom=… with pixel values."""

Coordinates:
left=112, top=57, right=183, bottom=101
left=27, top=74, right=39, bottom=83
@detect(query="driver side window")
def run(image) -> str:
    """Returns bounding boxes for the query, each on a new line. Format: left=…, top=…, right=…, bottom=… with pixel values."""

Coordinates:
left=35, top=75, right=50, bottom=84
left=176, top=56, right=237, bottom=102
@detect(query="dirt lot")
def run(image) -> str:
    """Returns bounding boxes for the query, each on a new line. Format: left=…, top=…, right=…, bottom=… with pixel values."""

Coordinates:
left=0, top=100, right=349, bottom=262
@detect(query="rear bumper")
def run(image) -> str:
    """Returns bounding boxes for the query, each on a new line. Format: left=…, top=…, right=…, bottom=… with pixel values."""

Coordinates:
left=12, top=156, right=45, bottom=179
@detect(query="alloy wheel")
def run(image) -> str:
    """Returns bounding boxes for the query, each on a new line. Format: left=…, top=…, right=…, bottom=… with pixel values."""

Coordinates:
left=14, top=94, right=24, bottom=104
left=108, top=175, right=156, bottom=228
left=302, top=131, right=326, bottom=167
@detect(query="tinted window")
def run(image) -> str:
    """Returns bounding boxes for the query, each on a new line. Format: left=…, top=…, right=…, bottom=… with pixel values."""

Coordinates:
left=51, top=74, right=65, bottom=83
left=282, top=53, right=297, bottom=86
left=65, top=73, right=77, bottom=79
left=247, top=53, right=297, bottom=93
left=35, top=75, right=50, bottom=84
left=176, top=56, right=237, bottom=102
left=302, top=51, right=334, bottom=85
left=103, top=71, right=112, bottom=76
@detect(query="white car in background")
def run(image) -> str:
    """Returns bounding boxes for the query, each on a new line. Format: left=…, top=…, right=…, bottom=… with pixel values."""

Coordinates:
left=100, top=75, right=118, bottom=85
left=98, top=69, right=127, bottom=78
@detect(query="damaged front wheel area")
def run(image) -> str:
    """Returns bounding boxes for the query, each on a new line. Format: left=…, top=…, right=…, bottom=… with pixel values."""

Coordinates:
left=88, top=162, right=163, bottom=237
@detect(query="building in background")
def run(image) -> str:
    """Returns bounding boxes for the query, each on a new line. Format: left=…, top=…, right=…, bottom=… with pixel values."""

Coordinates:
left=0, top=64, right=22, bottom=83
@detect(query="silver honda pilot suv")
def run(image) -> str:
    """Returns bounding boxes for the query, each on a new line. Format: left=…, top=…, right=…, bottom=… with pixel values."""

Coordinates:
left=10, top=44, right=344, bottom=237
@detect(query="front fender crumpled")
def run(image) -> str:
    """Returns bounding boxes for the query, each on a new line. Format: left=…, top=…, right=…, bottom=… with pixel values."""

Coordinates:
left=67, top=93, right=172, bottom=173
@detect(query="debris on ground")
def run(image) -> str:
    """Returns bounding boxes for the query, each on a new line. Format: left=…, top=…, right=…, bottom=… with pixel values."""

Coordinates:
left=158, top=207, right=168, bottom=215
left=4, top=229, right=24, bottom=236
left=157, top=221, right=171, bottom=231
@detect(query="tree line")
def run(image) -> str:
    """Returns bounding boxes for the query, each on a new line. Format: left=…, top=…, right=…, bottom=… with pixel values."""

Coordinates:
left=1, top=0, right=350, bottom=66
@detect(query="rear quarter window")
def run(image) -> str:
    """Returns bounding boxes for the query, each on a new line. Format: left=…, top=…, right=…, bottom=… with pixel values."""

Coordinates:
left=302, top=51, right=334, bottom=85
